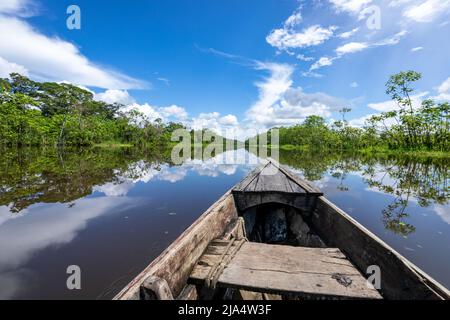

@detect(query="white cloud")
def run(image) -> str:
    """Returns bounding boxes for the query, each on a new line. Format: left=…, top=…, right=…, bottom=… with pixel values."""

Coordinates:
left=433, top=77, right=450, bottom=101
left=389, top=0, right=414, bottom=7
left=350, top=82, right=359, bottom=88
left=0, top=16, right=145, bottom=89
left=336, top=41, right=369, bottom=55
left=246, top=62, right=345, bottom=128
left=301, top=71, right=324, bottom=78
left=93, top=89, right=189, bottom=123
left=338, top=27, right=360, bottom=39
left=438, top=77, right=450, bottom=94
left=157, top=77, right=170, bottom=86
left=159, top=105, right=188, bottom=120
left=403, top=0, right=450, bottom=22
left=297, top=54, right=314, bottom=61
left=122, top=103, right=189, bottom=124
left=191, top=112, right=220, bottom=130
left=434, top=204, right=450, bottom=225
left=94, top=89, right=136, bottom=105
left=0, top=197, right=137, bottom=270
left=122, top=103, right=162, bottom=123
left=0, top=56, right=28, bottom=77
left=374, top=30, right=408, bottom=46
left=246, top=62, right=294, bottom=127
left=368, top=92, right=429, bottom=112
left=266, top=25, right=337, bottom=50
left=219, top=114, right=238, bottom=126
left=329, top=0, right=372, bottom=14
left=349, top=114, right=375, bottom=127
left=310, top=57, right=336, bottom=71
left=189, top=112, right=251, bottom=140
left=411, top=46, right=424, bottom=52
left=284, top=9, right=302, bottom=28
left=310, top=31, right=407, bottom=71
left=0, top=0, right=35, bottom=16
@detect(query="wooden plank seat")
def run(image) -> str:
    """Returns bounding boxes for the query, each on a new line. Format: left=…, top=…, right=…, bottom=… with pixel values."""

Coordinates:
left=190, top=240, right=382, bottom=300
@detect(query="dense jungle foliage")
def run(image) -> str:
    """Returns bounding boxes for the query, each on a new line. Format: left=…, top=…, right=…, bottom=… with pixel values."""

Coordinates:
left=259, top=71, right=449, bottom=153
left=0, top=73, right=185, bottom=147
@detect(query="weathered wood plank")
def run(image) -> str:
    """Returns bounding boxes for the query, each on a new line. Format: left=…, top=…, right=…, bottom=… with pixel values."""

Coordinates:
left=254, top=165, right=291, bottom=193
left=190, top=241, right=242, bottom=281
left=311, top=197, right=450, bottom=300
left=233, top=159, right=320, bottom=196
left=277, top=164, right=322, bottom=195
left=190, top=242, right=382, bottom=300
left=177, top=285, right=198, bottom=300
left=245, top=175, right=260, bottom=192
left=233, top=162, right=269, bottom=192
left=287, top=177, right=306, bottom=194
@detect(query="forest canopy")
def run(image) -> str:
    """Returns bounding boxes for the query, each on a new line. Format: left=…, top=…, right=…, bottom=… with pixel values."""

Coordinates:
left=259, top=71, right=449, bottom=153
left=1, top=71, right=449, bottom=153
left=0, top=73, right=184, bottom=147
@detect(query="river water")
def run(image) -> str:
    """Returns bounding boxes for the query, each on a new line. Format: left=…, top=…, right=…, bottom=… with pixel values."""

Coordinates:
left=0, top=147, right=448, bottom=299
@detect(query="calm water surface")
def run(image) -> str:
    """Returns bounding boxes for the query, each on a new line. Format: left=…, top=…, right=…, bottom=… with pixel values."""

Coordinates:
left=0, top=148, right=449, bottom=299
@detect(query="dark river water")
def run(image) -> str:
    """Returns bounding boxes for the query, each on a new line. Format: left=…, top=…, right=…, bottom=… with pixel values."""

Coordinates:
left=0, top=147, right=449, bottom=299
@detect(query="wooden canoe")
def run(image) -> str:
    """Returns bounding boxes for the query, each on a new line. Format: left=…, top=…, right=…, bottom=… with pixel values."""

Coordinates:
left=114, top=159, right=450, bottom=300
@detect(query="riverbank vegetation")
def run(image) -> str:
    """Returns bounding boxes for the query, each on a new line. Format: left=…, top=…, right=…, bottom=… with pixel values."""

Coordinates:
left=0, top=73, right=185, bottom=148
left=1, top=71, right=449, bottom=156
left=255, top=71, right=449, bottom=155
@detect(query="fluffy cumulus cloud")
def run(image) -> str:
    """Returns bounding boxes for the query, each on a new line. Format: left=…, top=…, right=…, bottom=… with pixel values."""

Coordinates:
left=246, top=62, right=345, bottom=128
left=403, top=0, right=450, bottom=22
left=246, top=62, right=294, bottom=127
left=159, top=105, right=189, bottom=120
left=367, top=92, right=429, bottom=112
left=122, top=103, right=162, bottom=123
left=352, top=83, right=449, bottom=127
left=267, top=25, right=337, bottom=51
left=329, top=0, right=373, bottom=14
left=0, top=56, right=28, bottom=77
left=283, top=9, right=303, bottom=28
left=93, top=88, right=190, bottom=123
left=348, top=114, right=375, bottom=127
left=349, top=113, right=400, bottom=128
left=0, top=12, right=144, bottom=89
left=94, top=89, right=136, bottom=105
left=433, top=77, right=450, bottom=101
left=91, top=84, right=243, bottom=137
left=438, top=77, right=450, bottom=94
left=119, top=102, right=190, bottom=124
left=310, top=57, right=336, bottom=71
left=191, top=112, right=238, bottom=131
left=219, top=114, right=238, bottom=126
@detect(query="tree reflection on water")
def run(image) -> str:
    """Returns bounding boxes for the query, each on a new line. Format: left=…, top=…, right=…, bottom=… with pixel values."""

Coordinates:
left=279, top=150, right=449, bottom=236
left=1, top=147, right=448, bottom=237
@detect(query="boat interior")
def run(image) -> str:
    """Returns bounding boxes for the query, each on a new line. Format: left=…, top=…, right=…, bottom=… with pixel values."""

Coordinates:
left=115, top=160, right=450, bottom=301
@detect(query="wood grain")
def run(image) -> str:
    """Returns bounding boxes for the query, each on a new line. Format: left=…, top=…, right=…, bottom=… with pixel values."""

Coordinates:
left=190, top=242, right=382, bottom=300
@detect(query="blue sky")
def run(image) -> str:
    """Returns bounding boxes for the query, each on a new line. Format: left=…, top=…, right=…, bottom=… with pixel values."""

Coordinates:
left=0, top=0, right=449, bottom=138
